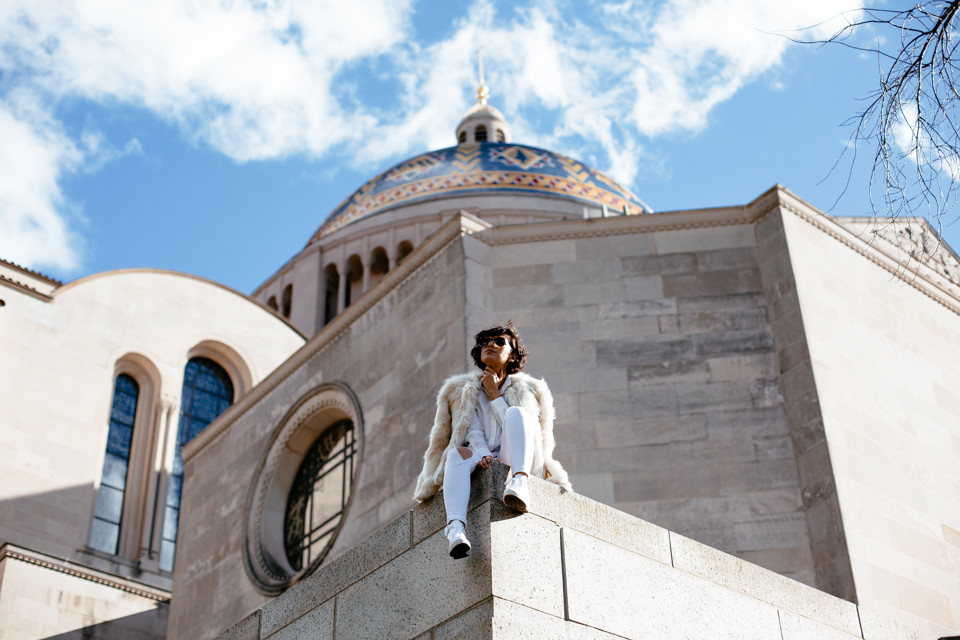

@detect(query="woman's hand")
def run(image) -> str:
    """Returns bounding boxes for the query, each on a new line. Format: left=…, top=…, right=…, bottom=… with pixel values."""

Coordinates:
left=481, top=367, right=502, bottom=399
left=477, top=455, right=494, bottom=469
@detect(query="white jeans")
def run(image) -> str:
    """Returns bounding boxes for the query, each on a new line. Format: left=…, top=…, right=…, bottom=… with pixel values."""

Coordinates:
left=443, top=406, right=536, bottom=526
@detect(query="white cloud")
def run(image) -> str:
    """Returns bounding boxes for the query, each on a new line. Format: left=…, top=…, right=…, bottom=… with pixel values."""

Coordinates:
left=0, top=95, right=83, bottom=271
left=628, top=0, right=863, bottom=136
left=0, top=0, right=864, bottom=273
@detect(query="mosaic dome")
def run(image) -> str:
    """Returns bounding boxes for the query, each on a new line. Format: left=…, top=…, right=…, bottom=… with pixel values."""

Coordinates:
left=310, top=142, right=650, bottom=241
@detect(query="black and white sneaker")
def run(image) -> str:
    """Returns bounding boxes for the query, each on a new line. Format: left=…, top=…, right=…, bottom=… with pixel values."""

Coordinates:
left=445, top=521, right=471, bottom=559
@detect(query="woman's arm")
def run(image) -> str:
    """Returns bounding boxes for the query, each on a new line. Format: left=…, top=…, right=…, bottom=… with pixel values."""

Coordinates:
left=465, top=409, right=493, bottom=459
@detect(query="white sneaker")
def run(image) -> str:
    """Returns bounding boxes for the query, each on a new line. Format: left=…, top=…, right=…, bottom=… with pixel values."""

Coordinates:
left=503, top=474, right=530, bottom=512
left=445, top=521, right=471, bottom=559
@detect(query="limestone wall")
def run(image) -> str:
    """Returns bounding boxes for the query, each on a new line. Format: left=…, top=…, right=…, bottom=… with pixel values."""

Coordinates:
left=169, top=223, right=475, bottom=640
left=780, top=206, right=960, bottom=635
left=474, top=209, right=816, bottom=586
left=213, top=464, right=936, bottom=640
left=0, top=269, right=303, bottom=638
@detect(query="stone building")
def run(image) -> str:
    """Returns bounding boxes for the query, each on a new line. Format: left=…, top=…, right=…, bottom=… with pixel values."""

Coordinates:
left=2, top=93, right=959, bottom=639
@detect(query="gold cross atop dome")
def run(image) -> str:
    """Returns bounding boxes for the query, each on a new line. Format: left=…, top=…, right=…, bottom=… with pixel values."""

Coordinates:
left=476, top=45, right=489, bottom=105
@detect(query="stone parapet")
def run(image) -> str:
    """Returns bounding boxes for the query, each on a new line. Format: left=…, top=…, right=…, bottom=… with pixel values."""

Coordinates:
left=215, top=462, right=937, bottom=640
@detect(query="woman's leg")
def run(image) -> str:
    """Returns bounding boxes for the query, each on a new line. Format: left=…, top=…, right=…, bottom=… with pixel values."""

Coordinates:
left=443, top=446, right=477, bottom=526
left=500, top=406, right=535, bottom=477
left=500, top=406, right=536, bottom=512
left=443, top=446, right=477, bottom=558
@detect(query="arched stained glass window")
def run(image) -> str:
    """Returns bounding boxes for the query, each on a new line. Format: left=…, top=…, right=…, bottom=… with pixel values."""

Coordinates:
left=159, top=357, right=234, bottom=572
left=284, top=419, right=357, bottom=571
left=474, top=124, right=488, bottom=142
left=90, top=374, right=139, bottom=555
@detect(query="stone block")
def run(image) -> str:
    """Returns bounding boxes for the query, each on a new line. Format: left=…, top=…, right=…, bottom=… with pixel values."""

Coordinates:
left=596, top=298, right=676, bottom=319
left=755, top=434, right=794, bottom=460
left=544, top=368, right=628, bottom=395
left=541, top=493, right=671, bottom=565
left=551, top=258, right=623, bottom=284
left=677, top=307, right=769, bottom=334
left=733, top=512, right=809, bottom=552
left=574, top=444, right=672, bottom=474
left=677, top=291, right=766, bottom=312
left=596, top=337, right=695, bottom=367
left=706, top=407, right=788, bottom=439
left=516, top=321, right=581, bottom=343
left=697, top=247, right=758, bottom=272
left=692, top=328, right=774, bottom=358
left=527, top=341, right=597, bottom=372
left=563, top=528, right=781, bottom=639
left=779, top=610, right=862, bottom=640
left=494, top=240, right=576, bottom=268
left=489, top=506, right=564, bottom=617
left=675, top=380, right=756, bottom=413
left=669, top=532, right=862, bottom=636
left=577, top=316, right=662, bottom=340
left=335, top=508, right=493, bottom=640
left=260, top=512, right=412, bottom=637
left=595, top=414, right=707, bottom=448
left=655, top=225, right=756, bottom=253
left=568, top=471, right=615, bottom=504
left=859, top=607, right=935, bottom=640
left=492, top=284, right=563, bottom=311
left=621, top=252, right=698, bottom=276
left=662, top=268, right=762, bottom=298
left=263, top=599, right=333, bottom=640
left=491, top=263, right=553, bottom=286
left=574, top=233, right=656, bottom=259
left=489, top=598, right=625, bottom=639
left=433, top=599, right=494, bottom=640
left=562, top=276, right=661, bottom=306
left=627, top=359, right=710, bottom=385
left=706, top=353, right=779, bottom=381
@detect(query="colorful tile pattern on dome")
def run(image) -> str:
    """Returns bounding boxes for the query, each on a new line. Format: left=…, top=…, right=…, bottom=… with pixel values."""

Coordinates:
left=312, top=142, right=647, bottom=241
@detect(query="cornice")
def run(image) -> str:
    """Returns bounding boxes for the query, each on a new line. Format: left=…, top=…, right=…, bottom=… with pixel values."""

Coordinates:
left=0, top=273, right=54, bottom=301
left=0, top=543, right=170, bottom=602
left=0, top=258, right=62, bottom=285
left=777, top=197, right=960, bottom=317
left=474, top=204, right=761, bottom=245
left=182, top=212, right=490, bottom=464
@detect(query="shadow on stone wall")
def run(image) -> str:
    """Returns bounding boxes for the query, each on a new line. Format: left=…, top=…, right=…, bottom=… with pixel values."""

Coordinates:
left=39, top=605, right=168, bottom=640
left=0, top=484, right=169, bottom=640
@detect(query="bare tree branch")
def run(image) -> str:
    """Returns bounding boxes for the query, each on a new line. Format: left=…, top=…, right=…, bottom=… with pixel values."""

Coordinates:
left=801, top=2, right=960, bottom=243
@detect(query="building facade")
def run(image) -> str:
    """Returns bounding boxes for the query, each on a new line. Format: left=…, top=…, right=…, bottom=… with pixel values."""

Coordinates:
left=2, top=96, right=959, bottom=639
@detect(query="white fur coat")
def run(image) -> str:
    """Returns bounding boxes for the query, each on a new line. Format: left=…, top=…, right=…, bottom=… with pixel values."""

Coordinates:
left=413, top=371, right=573, bottom=502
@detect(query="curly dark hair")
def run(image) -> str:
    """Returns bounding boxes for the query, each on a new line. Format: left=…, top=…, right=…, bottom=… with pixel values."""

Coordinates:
left=470, top=321, right=528, bottom=375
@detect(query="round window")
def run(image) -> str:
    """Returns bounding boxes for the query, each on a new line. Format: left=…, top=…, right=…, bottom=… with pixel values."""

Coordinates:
left=283, top=419, right=356, bottom=571
left=243, top=383, right=363, bottom=595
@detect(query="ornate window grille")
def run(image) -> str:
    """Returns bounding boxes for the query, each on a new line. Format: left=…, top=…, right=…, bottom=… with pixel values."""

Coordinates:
left=283, top=419, right=357, bottom=571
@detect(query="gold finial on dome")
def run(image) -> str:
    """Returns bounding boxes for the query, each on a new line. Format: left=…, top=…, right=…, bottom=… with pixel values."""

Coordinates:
left=456, top=46, right=510, bottom=144
left=476, top=45, right=489, bottom=105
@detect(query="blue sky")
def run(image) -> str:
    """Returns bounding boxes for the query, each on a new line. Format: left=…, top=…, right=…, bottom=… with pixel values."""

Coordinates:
left=2, top=0, right=952, bottom=294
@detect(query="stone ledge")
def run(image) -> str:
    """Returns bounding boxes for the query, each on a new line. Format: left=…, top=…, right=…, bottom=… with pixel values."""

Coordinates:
left=216, top=461, right=938, bottom=640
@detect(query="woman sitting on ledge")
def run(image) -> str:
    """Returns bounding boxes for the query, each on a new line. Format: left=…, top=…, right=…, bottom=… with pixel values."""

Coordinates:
left=413, top=321, right=572, bottom=558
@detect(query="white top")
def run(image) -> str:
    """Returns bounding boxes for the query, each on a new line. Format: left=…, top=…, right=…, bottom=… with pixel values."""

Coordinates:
left=465, top=376, right=512, bottom=458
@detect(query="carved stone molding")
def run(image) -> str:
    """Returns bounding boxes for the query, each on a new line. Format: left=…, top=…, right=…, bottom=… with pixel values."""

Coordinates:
left=0, top=543, right=170, bottom=602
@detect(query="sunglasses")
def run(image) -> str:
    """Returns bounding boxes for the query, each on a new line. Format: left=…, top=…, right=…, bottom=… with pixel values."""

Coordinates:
left=478, top=336, right=508, bottom=348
